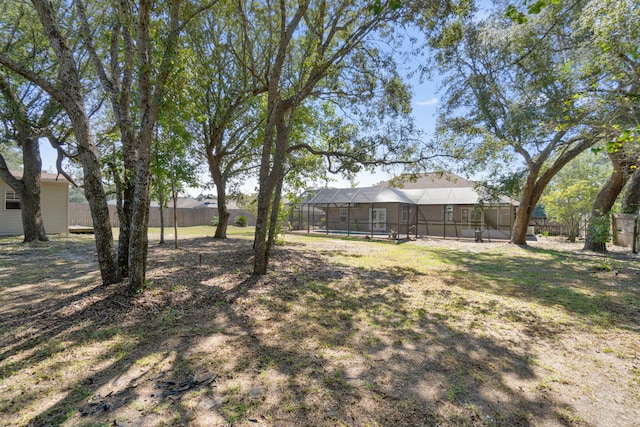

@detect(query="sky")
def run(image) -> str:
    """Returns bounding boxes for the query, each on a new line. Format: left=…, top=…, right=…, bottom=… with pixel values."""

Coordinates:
left=37, top=18, right=450, bottom=197
left=38, top=74, right=442, bottom=195
left=27, top=1, right=504, bottom=198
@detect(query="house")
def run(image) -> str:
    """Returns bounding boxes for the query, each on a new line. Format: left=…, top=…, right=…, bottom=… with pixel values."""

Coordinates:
left=0, top=172, right=69, bottom=236
left=292, top=173, right=518, bottom=240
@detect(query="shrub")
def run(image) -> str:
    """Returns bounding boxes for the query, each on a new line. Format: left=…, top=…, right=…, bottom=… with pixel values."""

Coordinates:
left=211, top=216, right=219, bottom=226
left=234, top=215, right=248, bottom=227
left=588, top=214, right=611, bottom=244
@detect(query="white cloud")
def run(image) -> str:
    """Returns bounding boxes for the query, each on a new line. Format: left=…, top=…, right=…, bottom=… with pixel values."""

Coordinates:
left=414, top=97, right=438, bottom=106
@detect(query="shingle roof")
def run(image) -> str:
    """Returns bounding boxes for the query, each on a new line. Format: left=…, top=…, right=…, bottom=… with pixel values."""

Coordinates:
left=3, top=170, right=69, bottom=184
left=375, top=172, right=475, bottom=189
left=301, top=183, right=517, bottom=206
left=301, top=186, right=416, bottom=206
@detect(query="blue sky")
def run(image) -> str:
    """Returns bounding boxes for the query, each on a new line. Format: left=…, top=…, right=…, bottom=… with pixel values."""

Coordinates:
left=38, top=74, right=442, bottom=194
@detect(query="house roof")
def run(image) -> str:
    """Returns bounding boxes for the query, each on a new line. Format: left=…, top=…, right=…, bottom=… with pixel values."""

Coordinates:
left=2, top=170, right=69, bottom=184
left=301, top=180, right=517, bottom=207
left=375, top=172, right=475, bottom=189
left=402, top=187, right=516, bottom=205
left=301, top=186, right=416, bottom=206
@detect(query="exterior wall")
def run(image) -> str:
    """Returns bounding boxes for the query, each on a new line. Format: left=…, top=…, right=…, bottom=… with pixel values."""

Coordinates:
left=324, top=203, right=410, bottom=233
left=297, top=201, right=514, bottom=240
left=613, top=214, right=638, bottom=248
left=0, top=181, right=22, bottom=235
left=40, top=181, right=69, bottom=234
left=416, top=204, right=512, bottom=240
left=0, top=179, right=69, bottom=236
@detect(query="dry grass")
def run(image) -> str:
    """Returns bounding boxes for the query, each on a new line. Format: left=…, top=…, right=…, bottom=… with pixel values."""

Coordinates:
left=0, top=228, right=639, bottom=426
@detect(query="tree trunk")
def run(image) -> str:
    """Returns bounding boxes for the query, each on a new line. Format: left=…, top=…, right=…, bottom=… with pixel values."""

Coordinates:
left=214, top=180, right=230, bottom=239
left=158, top=189, right=165, bottom=244
left=622, top=168, right=640, bottom=214
left=172, top=185, right=178, bottom=250
left=19, top=138, right=48, bottom=242
left=253, top=106, right=289, bottom=275
left=583, top=151, right=631, bottom=252
left=266, top=173, right=285, bottom=255
left=511, top=172, right=541, bottom=245
left=0, top=73, right=49, bottom=242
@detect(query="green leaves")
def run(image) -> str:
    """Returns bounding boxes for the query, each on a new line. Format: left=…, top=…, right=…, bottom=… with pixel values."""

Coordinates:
left=505, top=5, right=528, bottom=24
left=368, top=0, right=402, bottom=15
left=505, top=0, right=561, bottom=23
left=606, top=127, right=640, bottom=153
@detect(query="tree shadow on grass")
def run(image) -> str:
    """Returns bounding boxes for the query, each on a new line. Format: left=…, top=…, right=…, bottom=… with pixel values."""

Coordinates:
left=433, top=246, right=640, bottom=332
left=0, top=234, right=620, bottom=426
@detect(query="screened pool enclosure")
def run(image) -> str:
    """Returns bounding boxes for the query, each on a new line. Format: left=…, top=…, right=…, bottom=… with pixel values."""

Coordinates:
left=289, top=186, right=517, bottom=241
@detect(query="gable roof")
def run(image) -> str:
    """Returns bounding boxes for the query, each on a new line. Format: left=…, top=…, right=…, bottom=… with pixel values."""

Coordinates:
left=301, top=171, right=518, bottom=207
left=301, top=186, right=415, bottom=206
left=402, top=187, right=516, bottom=205
left=301, top=185, right=516, bottom=206
left=375, top=172, right=475, bottom=189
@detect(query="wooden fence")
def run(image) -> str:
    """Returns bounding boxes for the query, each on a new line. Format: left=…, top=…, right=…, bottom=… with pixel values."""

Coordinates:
left=69, top=203, right=255, bottom=228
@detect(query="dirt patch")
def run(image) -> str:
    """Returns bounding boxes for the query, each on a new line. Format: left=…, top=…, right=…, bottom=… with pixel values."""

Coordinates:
left=1, top=233, right=639, bottom=426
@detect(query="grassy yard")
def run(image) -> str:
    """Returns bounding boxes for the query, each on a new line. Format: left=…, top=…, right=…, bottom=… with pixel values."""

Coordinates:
left=0, top=229, right=639, bottom=426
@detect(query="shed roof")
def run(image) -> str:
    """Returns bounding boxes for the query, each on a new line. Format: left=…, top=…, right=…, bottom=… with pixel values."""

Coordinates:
left=3, top=170, right=69, bottom=184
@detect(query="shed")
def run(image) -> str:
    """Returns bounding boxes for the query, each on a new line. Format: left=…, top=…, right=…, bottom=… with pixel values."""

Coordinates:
left=0, top=172, right=69, bottom=236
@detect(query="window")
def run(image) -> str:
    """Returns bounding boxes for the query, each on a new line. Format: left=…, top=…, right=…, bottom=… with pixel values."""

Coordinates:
left=401, top=205, right=410, bottom=223
left=445, top=204, right=453, bottom=222
left=339, top=208, right=348, bottom=223
left=4, top=190, right=21, bottom=210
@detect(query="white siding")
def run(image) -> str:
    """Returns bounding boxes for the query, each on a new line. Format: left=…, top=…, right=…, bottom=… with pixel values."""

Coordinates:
left=40, top=181, right=69, bottom=234
left=0, top=179, right=69, bottom=236
left=0, top=181, right=23, bottom=235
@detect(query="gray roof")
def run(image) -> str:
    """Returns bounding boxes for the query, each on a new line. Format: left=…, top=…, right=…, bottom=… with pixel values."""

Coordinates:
left=403, top=188, right=517, bottom=205
left=302, top=186, right=416, bottom=206
left=375, top=172, right=475, bottom=189
left=301, top=185, right=517, bottom=206
left=3, top=170, right=69, bottom=184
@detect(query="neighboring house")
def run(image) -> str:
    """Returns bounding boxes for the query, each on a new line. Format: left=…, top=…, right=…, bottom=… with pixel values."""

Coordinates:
left=293, top=172, right=518, bottom=240
left=0, top=172, right=69, bottom=236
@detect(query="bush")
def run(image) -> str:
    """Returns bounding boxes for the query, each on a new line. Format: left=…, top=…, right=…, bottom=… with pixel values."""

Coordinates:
left=234, top=215, right=248, bottom=227
left=211, top=216, right=219, bottom=226
left=588, top=214, right=611, bottom=244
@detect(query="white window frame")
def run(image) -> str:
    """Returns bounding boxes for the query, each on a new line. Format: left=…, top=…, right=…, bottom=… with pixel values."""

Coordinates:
left=369, top=208, right=387, bottom=232
left=339, top=207, right=348, bottom=223
left=4, top=190, right=21, bottom=210
left=401, top=205, right=410, bottom=224
left=444, top=204, right=453, bottom=222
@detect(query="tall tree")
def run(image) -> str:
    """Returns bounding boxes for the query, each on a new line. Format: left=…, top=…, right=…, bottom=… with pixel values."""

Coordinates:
left=577, top=0, right=640, bottom=250
left=75, top=0, right=211, bottom=291
left=0, top=0, right=120, bottom=283
left=0, top=73, right=52, bottom=242
left=0, top=3, right=73, bottom=242
left=187, top=6, right=266, bottom=239
left=433, top=4, right=600, bottom=245
left=246, top=0, right=431, bottom=274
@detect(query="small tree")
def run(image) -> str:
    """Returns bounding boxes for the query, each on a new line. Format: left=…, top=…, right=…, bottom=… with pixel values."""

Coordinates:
left=541, top=151, right=610, bottom=242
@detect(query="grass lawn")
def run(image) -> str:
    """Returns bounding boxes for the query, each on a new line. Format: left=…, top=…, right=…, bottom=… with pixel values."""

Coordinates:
left=0, top=229, right=638, bottom=426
